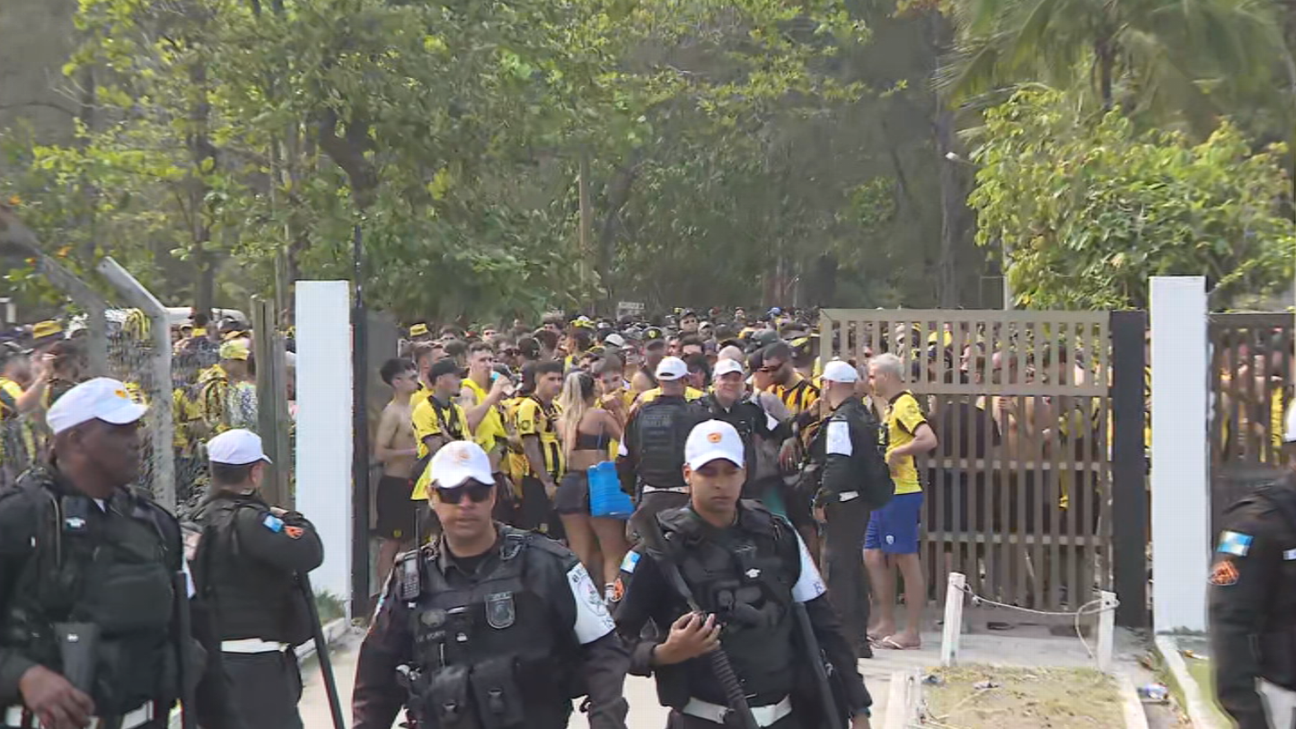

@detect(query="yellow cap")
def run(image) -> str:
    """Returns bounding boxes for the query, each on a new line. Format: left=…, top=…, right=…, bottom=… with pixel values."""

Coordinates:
left=410, top=323, right=430, bottom=337
left=32, top=320, right=62, bottom=340
left=219, top=340, right=250, bottom=361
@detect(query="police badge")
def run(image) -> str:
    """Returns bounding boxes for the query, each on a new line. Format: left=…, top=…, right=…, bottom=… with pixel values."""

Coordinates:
left=486, top=592, right=516, bottom=629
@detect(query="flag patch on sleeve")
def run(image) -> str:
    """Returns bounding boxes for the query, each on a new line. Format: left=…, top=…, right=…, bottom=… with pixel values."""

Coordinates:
left=1217, top=531, right=1252, bottom=557
left=263, top=514, right=285, bottom=533
left=620, top=551, right=640, bottom=574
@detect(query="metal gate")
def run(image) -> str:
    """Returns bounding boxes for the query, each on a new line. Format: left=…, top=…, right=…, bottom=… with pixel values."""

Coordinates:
left=1208, top=313, right=1292, bottom=535
left=820, top=309, right=1114, bottom=612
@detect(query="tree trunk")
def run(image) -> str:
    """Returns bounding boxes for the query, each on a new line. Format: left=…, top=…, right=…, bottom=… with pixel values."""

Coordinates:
left=1096, top=34, right=1115, bottom=111
left=929, top=12, right=965, bottom=308
left=189, top=56, right=216, bottom=315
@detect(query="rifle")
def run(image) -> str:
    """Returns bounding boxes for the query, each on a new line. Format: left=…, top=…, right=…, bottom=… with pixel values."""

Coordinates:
left=298, top=571, right=347, bottom=729
left=639, top=516, right=759, bottom=729
left=172, top=571, right=197, bottom=729
left=791, top=602, right=846, bottom=729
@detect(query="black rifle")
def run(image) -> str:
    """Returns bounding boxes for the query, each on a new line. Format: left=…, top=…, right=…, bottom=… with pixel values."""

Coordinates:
left=792, top=602, right=846, bottom=729
left=172, top=571, right=197, bottom=729
left=640, top=517, right=759, bottom=729
left=299, top=572, right=346, bottom=729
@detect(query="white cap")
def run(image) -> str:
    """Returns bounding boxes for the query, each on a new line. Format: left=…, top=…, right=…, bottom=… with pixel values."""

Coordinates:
left=1285, top=401, right=1296, bottom=443
left=429, top=440, right=494, bottom=489
left=714, top=358, right=745, bottom=378
left=655, top=356, right=688, bottom=381
left=605, top=333, right=626, bottom=348
left=685, top=420, right=745, bottom=470
left=822, top=360, right=859, bottom=384
left=207, top=429, right=272, bottom=465
left=46, top=377, right=148, bottom=436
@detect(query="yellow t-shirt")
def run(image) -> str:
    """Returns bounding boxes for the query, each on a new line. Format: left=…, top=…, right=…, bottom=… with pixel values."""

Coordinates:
left=410, top=394, right=471, bottom=500
left=0, top=378, right=22, bottom=415
left=884, top=391, right=927, bottom=495
left=769, top=375, right=820, bottom=416
left=462, top=377, right=507, bottom=453
left=514, top=395, right=564, bottom=480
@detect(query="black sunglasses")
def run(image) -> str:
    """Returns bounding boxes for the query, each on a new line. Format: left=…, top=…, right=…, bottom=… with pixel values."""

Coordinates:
left=436, top=483, right=494, bottom=504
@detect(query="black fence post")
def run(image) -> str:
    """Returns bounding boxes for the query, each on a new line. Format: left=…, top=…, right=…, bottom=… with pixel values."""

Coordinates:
left=1111, top=310, right=1149, bottom=628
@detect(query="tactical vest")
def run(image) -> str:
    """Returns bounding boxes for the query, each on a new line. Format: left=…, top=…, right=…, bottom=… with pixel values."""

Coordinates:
left=2, top=469, right=184, bottom=715
left=192, top=495, right=312, bottom=646
left=633, top=397, right=694, bottom=491
left=658, top=504, right=799, bottom=704
left=402, top=527, right=580, bottom=729
left=814, top=399, right=894, bottom=508
left=1240, top=480, right=1296, bottom=689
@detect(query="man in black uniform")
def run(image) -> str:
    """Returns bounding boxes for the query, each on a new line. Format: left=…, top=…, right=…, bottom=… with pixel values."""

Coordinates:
left=612, top=420, right=873, bottom=729
left=802, top=361, right=894, bottom=659
left=620, top=357, right=703, bottom=539
left=193, top=429, right=324, bottom=729
left=0, top=378, right=240, bottom=729
left=1209, top=405, right=1296, bottom=729
left=694, top=358, right=793, bottom=512
left=352, top=440, right=630, bottom=729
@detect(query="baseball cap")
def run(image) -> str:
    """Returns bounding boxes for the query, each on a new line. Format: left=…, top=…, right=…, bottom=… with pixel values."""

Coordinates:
left=686, top=420, right=745, bottom=470
left=644, top=327, right=664, bottom=341
left=604, top=333, right=626, bottom=348
left=430, top=440, right=494, bottom=489
left=655, top=356, right=688, bottom=381
left=32, top=320, right=63, bottom=341
left=714, top=358, right=745, bottom=378
left=410, top=323, right=430, bottom=337
left=681, top=308, right=698, bottom=319
left=207, top=428, right=272, bottom=465
left=822, top=360, right=859, bottom=384
left=46, top=377, right=149, bottom=436
left=220, top=340, right=250, bottom=361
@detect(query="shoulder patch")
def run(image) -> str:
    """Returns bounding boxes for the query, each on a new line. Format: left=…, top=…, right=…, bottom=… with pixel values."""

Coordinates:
left=1209, top=559, right=1239, bottom=586
left=262, top=514, right=285, bottom=533
left=1284, top=548, right=1296, bottom=561
left=620, top=550, right=641, bottom=574
left=1218, top=530, right=1253, bottom=557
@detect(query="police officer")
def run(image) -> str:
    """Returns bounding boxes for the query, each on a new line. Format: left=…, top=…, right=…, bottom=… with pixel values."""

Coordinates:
left=803, top=361, right=894, bottom=659
left=0, top=378, right=240, bottom=729
left=192, top=429, right=323, bottom=729
left=1209, top=405, right=1296, bottom=729
left=619, top=357, right=703, bottom=539
left=352, top=440, right=630, bottom=729
left=694, top=359, right=791, bottom=508
left=612, top=420, right=874, bottom=729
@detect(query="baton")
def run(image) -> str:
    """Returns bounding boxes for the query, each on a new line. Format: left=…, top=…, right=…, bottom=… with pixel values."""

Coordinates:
left=298, top=572, right=346, bottom=729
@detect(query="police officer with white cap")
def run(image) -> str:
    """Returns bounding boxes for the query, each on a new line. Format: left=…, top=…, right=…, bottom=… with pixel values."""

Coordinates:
left=353, top=440, right=630, bottom=729
left=801, top=360, right=893, bottom=658
left=612, top=420, right=874, bottom=728
left=192, top=429, right=323, bottom=729
left=0, top=378, right=241, bottom=729
left=1209, top=403, right=1296, bottom=729
left=620, top=357, right=704, bottom=539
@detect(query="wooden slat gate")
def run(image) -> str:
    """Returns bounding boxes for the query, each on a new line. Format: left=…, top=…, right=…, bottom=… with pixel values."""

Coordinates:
left=1207, top=313, right=1293, bottom=536
left=820, top=309, right=1114, bottom=612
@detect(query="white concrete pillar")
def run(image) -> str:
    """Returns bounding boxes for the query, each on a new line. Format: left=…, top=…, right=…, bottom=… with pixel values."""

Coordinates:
left=294, top=281, right=354, bottom=617
left=1150, top=276, right=1209, bottom=633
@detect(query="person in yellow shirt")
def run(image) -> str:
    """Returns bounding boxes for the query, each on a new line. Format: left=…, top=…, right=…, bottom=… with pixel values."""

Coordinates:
left=457, top=342, right=515, bottom=521
left=760, top=341, right=820, bottom=417
left=513, top=360, right=565, bottom=536
left=0, top=348, right=43, bottom=486
left=865, top=352, right=937, bottom=651
left=410, top=358, right=471, bottom=502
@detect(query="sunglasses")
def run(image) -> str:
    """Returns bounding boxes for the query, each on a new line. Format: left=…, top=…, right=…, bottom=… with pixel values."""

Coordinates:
left=502, top=349, right=519, bottom=356
left=436, top=484, right=493, bottom=504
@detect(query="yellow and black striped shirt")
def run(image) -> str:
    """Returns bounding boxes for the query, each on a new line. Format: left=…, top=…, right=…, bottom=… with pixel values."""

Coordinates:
left=770, top=375, right=820, bottom=416
left=515, top=395, right=564, bottom=480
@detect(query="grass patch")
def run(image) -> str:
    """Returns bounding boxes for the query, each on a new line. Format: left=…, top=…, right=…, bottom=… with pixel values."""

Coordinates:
left=923, top=666, right=1124, bottom=729
left=315, top=589, right=346, bottom=623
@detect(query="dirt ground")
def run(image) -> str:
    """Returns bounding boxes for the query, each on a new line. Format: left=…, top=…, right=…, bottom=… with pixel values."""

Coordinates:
left=921, top=665, right=1125, bottom=729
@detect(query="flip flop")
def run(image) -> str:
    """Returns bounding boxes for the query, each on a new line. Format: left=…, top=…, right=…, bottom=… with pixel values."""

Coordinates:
left=879, top=635, right=921, bottom=650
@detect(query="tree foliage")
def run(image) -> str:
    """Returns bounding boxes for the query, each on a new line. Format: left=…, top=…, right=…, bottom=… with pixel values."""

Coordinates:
left=969, top=89, right=1295, bottom=310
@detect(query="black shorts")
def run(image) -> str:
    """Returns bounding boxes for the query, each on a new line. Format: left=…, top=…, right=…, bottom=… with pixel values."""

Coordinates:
left=514, top=475, right=565, bottom=540
left=376, top=475, right=417, bottom=541
left=554, top=471, right=589, bottom=515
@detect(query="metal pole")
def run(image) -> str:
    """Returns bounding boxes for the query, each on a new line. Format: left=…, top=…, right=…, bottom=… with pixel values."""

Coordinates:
left=35, top=257, right=109, bottom=376
left=96, top=257, right=176, bottom=510
left=350, top=222, right=371, bottom=616
left=252, top=297, right=292, bottom=508
left=1000, top=239, right=1013, bottom=310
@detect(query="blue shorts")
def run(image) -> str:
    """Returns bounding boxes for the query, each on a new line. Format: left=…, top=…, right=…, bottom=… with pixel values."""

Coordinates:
left=864, top=491, right=924, bottom=554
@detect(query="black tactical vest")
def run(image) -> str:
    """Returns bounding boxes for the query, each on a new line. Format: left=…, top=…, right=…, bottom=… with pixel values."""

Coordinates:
left=658, top=503, right=799, bottom=704
left=634, top=397, right=694, bottom=490
left=1243, top=480, right=1296, bottom=689
left=2, top=468, right=184, bottom=715
left=813, top=399, right=894, bottom=508
left=192, top=494, right=312, bottom=645
left=403, top=527, right=580, bottom=729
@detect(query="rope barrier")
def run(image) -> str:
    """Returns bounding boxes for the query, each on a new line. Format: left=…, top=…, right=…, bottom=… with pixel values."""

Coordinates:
left=955, top=583, right=1120, bottom=660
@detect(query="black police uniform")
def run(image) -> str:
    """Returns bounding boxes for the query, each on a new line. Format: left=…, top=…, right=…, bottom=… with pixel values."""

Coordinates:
left=612, top=502, right=872, bottom=728
left=619, top=395, right=703, bottom=539
left=0, top=465, right=241, bottom=729
left=193, top=491, right=324, bottom=729
left=352, top=523, right=630, bottom=729
left=803, top=396, right=893, bottom=656
left=693, top=393, right=804, bottom=518
left=1209, top=473, right=1296, bottom=729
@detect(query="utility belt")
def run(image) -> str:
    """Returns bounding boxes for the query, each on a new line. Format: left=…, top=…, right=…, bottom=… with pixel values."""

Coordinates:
left=221, top=638, right=290, bottom=654
left=399, top=655, right=567, bottom=729
left=4, top=702, right=154, bottom=729
left=640, top=485, right=688, bottom=495
left=680, top=694, right=792, bottom=727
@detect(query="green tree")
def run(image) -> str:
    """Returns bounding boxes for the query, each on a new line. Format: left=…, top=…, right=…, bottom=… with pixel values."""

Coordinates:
left=969, top=89, right=1295, bottom=310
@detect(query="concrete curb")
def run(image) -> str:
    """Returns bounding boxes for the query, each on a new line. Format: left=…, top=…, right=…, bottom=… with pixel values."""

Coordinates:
left=1118, top=673, right=1152, bottom=729
left=1154, top=634, right=1223, bottom=729
left=883, top=669, right=922, bottom=729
